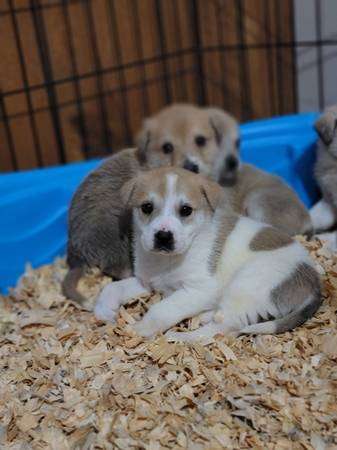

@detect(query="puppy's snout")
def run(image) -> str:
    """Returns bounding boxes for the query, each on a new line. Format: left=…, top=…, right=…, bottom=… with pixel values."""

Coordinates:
left=183, top=159, right=199, bottom=174
left=225, top=155, right=239, bottom=171
left=154, top=230, right=174, bottom=251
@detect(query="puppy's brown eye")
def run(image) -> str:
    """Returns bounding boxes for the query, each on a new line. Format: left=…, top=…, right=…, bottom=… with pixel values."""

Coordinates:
left=141, top=202, right=154, bottom=215
left=195, top=135, right=206, bottom=147
left=162, top=142, right=174, bottom=154
left=179, top=204, right=193, bottom=217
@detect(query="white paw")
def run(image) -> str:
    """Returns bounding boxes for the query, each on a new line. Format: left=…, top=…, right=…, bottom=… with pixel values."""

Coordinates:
left=165, top=330, right=184, bottom=341
left=94, top=283, right=123, bottom=322
left=132, top=308, right=167, bottom=337
left=132, top=319, right=158, bottom=338
left=94, top=302, right=118, bottom=323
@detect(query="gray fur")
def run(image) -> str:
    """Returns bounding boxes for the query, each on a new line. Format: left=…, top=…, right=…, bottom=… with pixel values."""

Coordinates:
left=249, top=226, right=293, bottom=251
left=271, top=262, right=322, bottom=332
left=208, top=212, right=238, bottom=274
left=314, top=105, right=337, bottom=232
left=62, top=266, right=86, bottom=304
left=240, top=263, right=322, bottom=335
left=63, top=148, right=140, bottom=301
left=219, top=163, right=312, bottom=236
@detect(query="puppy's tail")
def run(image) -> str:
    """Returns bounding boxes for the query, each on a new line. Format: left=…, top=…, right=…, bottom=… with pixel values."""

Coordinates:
left=239, top=293, right=322, bottom=335
left=62, top=266, right=87, bottom=304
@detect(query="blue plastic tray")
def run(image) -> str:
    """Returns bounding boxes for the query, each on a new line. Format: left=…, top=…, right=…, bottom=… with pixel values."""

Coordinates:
left=0, top=113, right=320, bottom=293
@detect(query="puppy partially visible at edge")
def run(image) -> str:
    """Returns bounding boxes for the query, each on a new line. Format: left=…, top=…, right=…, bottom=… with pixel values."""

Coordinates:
left=310, top=105, right=337, bottom=251
left=94, top=168, right=321, bottom=342
left=63, top=104, right=238, bottom=303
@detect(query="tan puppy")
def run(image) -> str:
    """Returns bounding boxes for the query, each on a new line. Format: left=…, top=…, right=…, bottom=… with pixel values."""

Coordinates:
left=139, top=104, right=312, bottom=236
left=136, top=103, right=239, bottom=180
left=94, top=168, right=321, bottom=341
left=64, top=104, right=237, bottom=302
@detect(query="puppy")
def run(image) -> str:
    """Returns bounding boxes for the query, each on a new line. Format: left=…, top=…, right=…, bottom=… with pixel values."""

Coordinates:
left=64, top=148, right=138, bottom=303
left=310, top=105, right=337, bottom=250
left=136, top=103, right=239, bottom=179
left=63, top=104, right=237, bottom=303
left=94, top=168, right=321, bottom=342
left=220, top=163, right=313, bottom=236
left=139, top=104, right=311, bottom=236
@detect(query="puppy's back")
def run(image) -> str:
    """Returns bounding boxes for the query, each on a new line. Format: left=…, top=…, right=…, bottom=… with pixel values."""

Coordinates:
left=227, top=164, right=312, bottom=235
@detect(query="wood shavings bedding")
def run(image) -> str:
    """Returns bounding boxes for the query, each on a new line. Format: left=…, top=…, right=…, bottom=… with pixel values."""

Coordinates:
left=0, top=237, right=336, bottom=449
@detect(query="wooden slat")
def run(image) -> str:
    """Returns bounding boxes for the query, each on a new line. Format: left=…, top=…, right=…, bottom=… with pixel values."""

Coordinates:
left=243, top=0, right=272, bottom=119
left=0, top=0, right=297, bottom=171
left=197, top=0, right=226, bottom=108
left=0, top=120, right=16, bottom=172
left=137, top=0, right=167, bottom=115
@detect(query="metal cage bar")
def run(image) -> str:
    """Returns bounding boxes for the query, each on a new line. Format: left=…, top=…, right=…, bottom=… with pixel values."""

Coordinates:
left=1, top=0, right=337, bottom=172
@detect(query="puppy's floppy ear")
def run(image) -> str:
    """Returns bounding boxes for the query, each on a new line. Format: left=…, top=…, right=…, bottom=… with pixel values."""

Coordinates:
left=206, top=107, right=238, bottom=146
left=315, top=108, right=337, bottom=145
left=120, top=178, right=138, bottom=207
left=135, top=118, right=153, bottom=165
left=200, top=179, right=223, bottom=213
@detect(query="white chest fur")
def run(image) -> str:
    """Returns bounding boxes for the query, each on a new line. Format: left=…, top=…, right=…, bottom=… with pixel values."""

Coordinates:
left=134, top=225, right=215, bottom=295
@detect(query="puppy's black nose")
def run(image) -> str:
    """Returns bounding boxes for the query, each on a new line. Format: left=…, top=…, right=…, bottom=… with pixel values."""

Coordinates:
left=183, top=159, right=199, bottom=173
left=154, top=230, right=174, bottom=251
left=225, top=155, right=239, bottom=171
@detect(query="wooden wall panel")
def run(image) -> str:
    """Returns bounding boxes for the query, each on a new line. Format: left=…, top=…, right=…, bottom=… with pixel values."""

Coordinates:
left=0, top=0, right=297, bottom=172
left=137, top=0, right=167, bottom=115
left=197, top=0, right=226, bottom=108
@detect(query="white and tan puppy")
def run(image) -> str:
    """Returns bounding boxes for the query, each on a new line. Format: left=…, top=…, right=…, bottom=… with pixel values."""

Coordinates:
left=94, top=168, right=321, bottom=342
left=138, top=103, right=311, bottom=236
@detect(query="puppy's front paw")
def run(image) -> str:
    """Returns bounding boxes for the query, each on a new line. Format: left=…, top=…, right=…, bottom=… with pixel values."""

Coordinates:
left=132, top=319, right=157, bottom=338
left=133, top=313, right=165, bottom=338
left=94, top=283, right=123, bottom=323
left=132, top=303, right=170, bottom=338
left=94, top=301, right=118, bottom=323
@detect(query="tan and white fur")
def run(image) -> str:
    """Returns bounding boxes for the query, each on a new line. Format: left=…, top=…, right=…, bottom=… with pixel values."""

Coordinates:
left=310, top=105, right=337, bottom=251
left=64, top=104, right=238, bottom=303
left=222, top=163, right=313, bottom=236
left=94, top=168, right=321, bottom=342
left=138, top=104, right=311, bottom=236
left=136, top=103, right=239, bottom=180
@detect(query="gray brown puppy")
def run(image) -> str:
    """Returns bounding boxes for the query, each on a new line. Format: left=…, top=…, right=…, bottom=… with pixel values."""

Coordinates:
left=310, top=106, right=337, bottom=250
left=63, top=148, right=139, bottom=303
left=63, top=104, right=237, bottom=302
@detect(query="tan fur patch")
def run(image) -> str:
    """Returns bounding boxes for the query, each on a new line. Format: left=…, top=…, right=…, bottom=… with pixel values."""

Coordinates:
left=249, top=226, right=293, bottom=252
left=271, top=262, right=322, bottom=333
left=208, top=213, right=238, bottom=273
